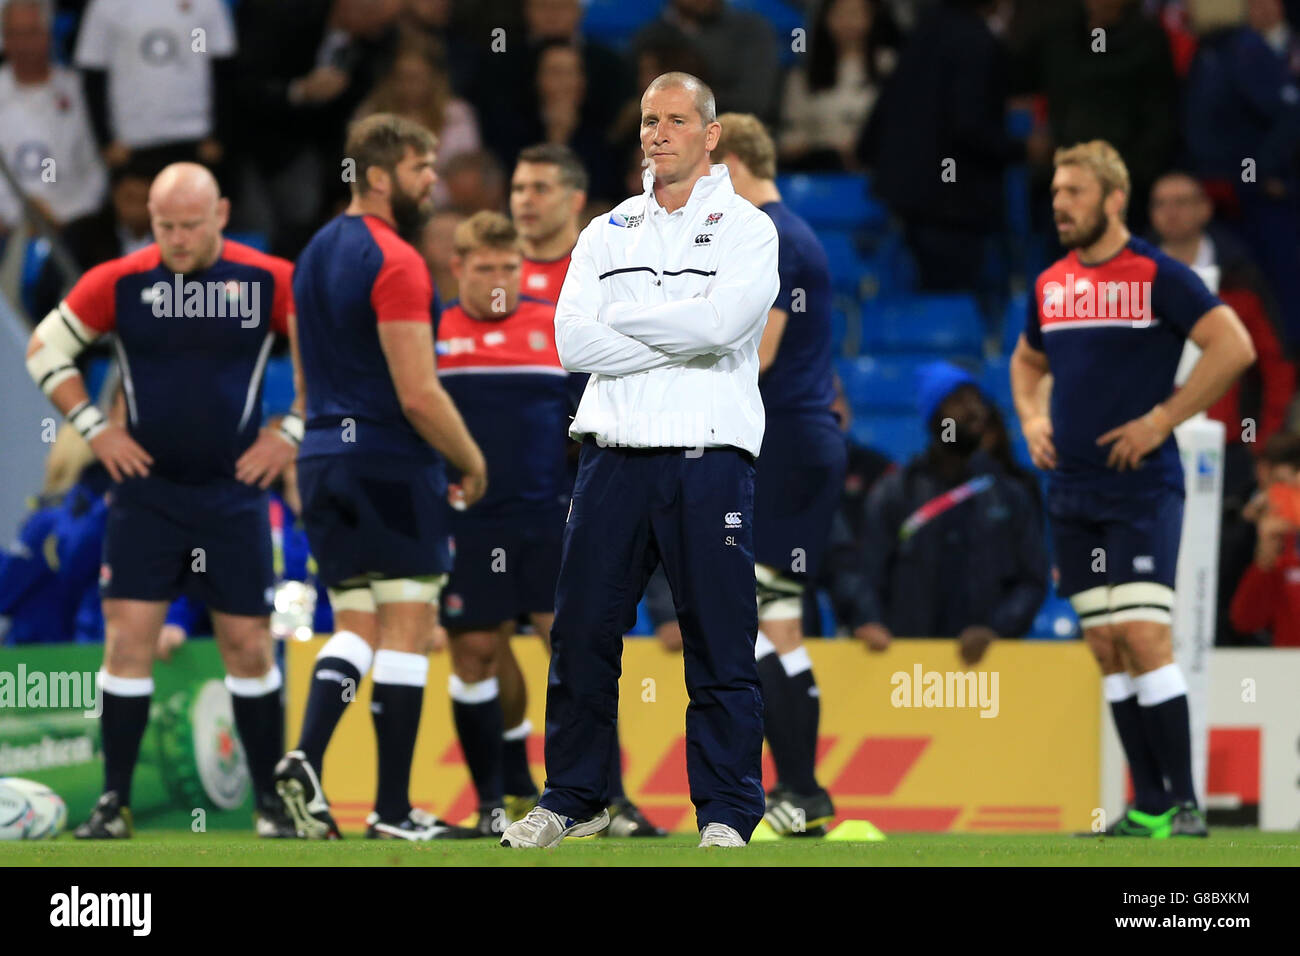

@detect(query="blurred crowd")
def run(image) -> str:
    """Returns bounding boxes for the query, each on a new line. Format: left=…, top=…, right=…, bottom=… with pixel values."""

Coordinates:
left=3, top=0, right=1300, bottom=650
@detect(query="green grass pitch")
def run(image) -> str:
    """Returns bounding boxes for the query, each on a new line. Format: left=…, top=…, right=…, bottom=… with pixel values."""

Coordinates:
left=3, top=829, right=1298, bottom=866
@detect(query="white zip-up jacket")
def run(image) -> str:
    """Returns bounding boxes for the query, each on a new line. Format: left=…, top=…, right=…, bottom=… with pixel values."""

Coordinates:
left=554, top=163, right=779, bottom=457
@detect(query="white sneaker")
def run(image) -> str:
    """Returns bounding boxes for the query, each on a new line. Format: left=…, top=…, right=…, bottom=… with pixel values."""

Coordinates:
left=499, top=806, right=610, bottom=848
left=698, top=822, right=746, bottom=847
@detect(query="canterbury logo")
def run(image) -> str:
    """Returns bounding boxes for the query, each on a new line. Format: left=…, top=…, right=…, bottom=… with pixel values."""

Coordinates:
left=694, top=233, right=712, bottom=245
left=724, top=512, right=742, bottom=528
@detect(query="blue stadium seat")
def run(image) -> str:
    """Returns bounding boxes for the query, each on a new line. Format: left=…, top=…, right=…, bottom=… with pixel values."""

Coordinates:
left=1002, top=291, right=1028, bottom=355
left=777, top=173, right=887, bottom=231
left=980, top=355, right=1014, bottom=415
left=830, top=301, right=849, bottom=354
left=819, top=229, right=866, bottom=295
left=849, top=412, right=926, bottom=463
left=860, top=294, right=984, bottom=356
left=581, top=0, right=661, bottom=48
left=52, top=11, right=79, bottom=64
left=20, top=237, right=51, bottom=318
left=837, top=354, right=936, bottom=413
left=628, top=597, right=653, bottom=636
left=730, top=0, right=805, bottom=65
left=856, top=230, right=918, bottom=300
left=261, top=355, right=296, bottom=419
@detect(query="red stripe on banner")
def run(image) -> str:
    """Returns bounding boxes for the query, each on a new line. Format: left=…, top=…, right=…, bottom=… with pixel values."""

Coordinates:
left=968, top=819, right=1061, bottom=830
left=831, top=737, right=930, bottom=796
left=975, top=806, right=1060, bottom=814
left=762, top=737, right=837, bottom=791
left=842, top=807, right=962, bottom=832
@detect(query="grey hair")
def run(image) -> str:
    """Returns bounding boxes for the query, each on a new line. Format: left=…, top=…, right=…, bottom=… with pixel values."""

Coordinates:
left=642, top=71, right=717, bottom=126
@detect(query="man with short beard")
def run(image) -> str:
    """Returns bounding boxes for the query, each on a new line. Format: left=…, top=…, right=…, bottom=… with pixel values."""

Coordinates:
left=276, top=113, right=488, bottom=841
left=1011, top=140, right=1255, bottom=838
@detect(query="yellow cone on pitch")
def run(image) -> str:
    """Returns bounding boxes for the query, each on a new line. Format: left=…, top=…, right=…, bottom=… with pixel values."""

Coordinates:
left=748, top=819, right=781, bottom=841
left=826, top=820, right=886, bottom=842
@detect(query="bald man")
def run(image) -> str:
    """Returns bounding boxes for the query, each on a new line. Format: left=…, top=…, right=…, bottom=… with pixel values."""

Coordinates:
left=25, top=162, right=305, bottom=839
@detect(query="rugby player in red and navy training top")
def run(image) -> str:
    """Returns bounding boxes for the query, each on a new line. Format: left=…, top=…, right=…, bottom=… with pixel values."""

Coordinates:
left=275, top=114, right=487, bottom=841
left=506, top=145, right=665, bottom=837
left=24, top=163, right=304, bottom=839
left=1011, top=141, right=1255, bottom=839
left=435, top=212, right=567, bottom=836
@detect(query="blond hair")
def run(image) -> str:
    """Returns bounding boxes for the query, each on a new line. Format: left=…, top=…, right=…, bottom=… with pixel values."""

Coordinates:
left=452, top=211, right=519, bottom=257
left=714, top=112, right=776, bottom=181
left=1054, top=140, right=1131, bottom=210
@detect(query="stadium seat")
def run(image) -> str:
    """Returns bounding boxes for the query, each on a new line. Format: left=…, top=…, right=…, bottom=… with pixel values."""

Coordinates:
left=857, top=230, right=917, bottom=300
left=776, top=173, right=887, bottom=231
left=980, top=355, right=1014, bottom=415
left=20, top=237, right=51, bottom=318
left=819, top=229, right=867, bottom=295
left=261, top=355, right=296, bottom=419
left=629, top=598, right=653, bottom=636
left=849, top=412, right=927, bottom=463
left=730, top=0, right=805, bottom=65
left=837, top=354, right=938, bottom=413
left=830, top=301, right=849, bottom=354
left=581, top=0, right=661, bottom=48
left=1002, top=291, right=1028, bottom=355
left=861, top=294, right=984, bottom=356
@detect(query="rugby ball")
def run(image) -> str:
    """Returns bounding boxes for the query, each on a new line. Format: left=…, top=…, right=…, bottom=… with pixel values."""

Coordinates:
left=0, top=778, right=66, bottom=839
left=0, top=779, right=36, bottom=840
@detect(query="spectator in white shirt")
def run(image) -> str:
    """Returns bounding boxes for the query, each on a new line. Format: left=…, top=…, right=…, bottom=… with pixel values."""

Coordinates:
left=0, top=0, right=107, bottom=231
left=779, top=0, right=899, bottom=172
left=73, top=0, right=236, bottom=171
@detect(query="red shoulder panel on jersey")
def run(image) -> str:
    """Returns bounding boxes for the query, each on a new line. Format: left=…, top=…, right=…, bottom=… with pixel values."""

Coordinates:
left=436, top=299, right=563, bottom=373
left=62, top=245, right=163, bottom=334
left=363, top=215, right=433, bottom=323
left=1035, top=247, right=1159, bottom=332
left=221, top=239, right=296, bottom=336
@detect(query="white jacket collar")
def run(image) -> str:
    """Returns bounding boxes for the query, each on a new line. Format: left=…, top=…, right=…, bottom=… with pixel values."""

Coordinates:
left=644, top=163, right=735, bottom=217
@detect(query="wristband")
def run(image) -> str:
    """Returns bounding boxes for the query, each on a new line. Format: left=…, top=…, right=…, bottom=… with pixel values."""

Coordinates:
left=67, top=400, right=107, bottom=441
left=279, top=411, right=305, bottom=446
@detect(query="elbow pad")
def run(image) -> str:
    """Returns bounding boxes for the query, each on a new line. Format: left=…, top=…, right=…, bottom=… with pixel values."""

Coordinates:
left=26, top=306, right=98, bottom=396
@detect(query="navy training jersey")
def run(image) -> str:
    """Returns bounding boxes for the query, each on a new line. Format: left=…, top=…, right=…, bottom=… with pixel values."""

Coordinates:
left=295, top=213, right=437, bottom=462
left=61, top=240, right=293, bottom=486
left=759, top=201, right=836, bottom=417
left=436, top=296, right=572, bottom=521
left=1025, top=236, right=1222, bottom=494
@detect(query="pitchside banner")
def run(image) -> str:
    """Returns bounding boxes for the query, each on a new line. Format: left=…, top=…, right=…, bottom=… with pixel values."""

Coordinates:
left=285, top=638, right=1102, bottom=833
left=0, top=641, right=256, bottom=829
left=1172, top=415, right=1223, bottom=806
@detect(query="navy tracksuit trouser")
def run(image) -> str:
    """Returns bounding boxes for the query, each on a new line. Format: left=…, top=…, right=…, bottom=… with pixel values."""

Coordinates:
left=538, top=438, right=765, bottom=838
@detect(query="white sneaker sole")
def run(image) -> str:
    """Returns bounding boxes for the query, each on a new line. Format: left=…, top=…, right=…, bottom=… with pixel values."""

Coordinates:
left=501, top=808, right=610, bottom=848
